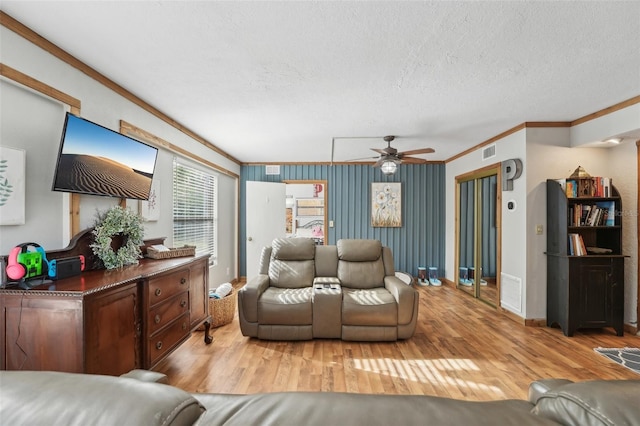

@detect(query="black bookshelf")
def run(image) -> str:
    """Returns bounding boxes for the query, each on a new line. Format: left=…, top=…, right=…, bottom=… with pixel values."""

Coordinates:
left=546, top=179, right=625, bottom=337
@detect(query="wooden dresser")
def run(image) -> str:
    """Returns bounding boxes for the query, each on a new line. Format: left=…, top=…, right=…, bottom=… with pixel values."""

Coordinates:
left=0, top=255, right=212, bottom=375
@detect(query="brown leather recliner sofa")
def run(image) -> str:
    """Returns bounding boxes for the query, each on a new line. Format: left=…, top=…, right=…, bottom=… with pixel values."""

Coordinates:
left=1, top=369, right=638, bottom=425
left=238, top=238, right=419, bottom=341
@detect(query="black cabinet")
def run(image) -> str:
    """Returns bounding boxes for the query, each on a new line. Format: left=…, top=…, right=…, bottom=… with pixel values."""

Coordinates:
left=546, top=179, right=625, bottom=337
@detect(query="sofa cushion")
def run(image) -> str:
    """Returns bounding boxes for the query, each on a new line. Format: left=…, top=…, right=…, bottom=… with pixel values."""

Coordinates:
left=269, top=238, right=316, bottom=288
left=272, top=237, right=315, bottom=260
left=531, top=379, right=640, bottom=426
left=258, top=287, right=313, bottom=324
left=269, top=259, right=315, bottom=288
left=337, top=239, right=382, bottom=261
left=337, top=239, right=385, bottom=288
left=0, top=370, right=204, bottom=426
left=337, top=259, right=385, bottom=289
left=342, top=288, right=397, bottom=326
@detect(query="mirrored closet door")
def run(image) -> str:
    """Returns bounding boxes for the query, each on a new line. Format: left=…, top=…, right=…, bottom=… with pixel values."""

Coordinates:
left=456, top=166, right=500, bottom=306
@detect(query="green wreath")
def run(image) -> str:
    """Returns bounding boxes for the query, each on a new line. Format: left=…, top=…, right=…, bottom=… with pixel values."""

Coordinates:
left=90, top=206, right=144, bottom=270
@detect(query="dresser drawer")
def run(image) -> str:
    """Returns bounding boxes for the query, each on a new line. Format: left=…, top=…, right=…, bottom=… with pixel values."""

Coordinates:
left=148, top=269, right=190, bottom=307
left=148, top=291, right=189, bottom=336
left=147, top=312, right=190, bottom=367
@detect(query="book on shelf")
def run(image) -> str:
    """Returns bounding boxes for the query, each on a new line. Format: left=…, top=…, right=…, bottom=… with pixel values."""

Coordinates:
left=568, top=234, right=577, bottom=255
left=561, top=176, right=612, bottom=198
left=567, top=201, right=616, bottom=227
left=568, top=233, right=587, bottom=256
left=554, top=178, right=566, bottom=192
left=596, top=200, right=615, bottom=226
left=565, top=179, right=577, bottom=198
left=592, top=177, right=612, bottom=197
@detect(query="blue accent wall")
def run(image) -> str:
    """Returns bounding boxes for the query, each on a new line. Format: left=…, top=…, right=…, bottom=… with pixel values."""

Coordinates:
left=240, top=163, right=445, bottom=279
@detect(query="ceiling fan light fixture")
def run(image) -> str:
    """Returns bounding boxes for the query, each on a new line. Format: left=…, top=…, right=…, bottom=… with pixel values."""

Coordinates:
left=380, top=160, right=397, bottom=175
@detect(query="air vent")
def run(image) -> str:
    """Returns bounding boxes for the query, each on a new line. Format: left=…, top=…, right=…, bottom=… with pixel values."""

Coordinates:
left=500, top=272, right=522, bottom=313
left=482, top=144, right=496, bottom=160
left=265, top=165, right=280, bottom=175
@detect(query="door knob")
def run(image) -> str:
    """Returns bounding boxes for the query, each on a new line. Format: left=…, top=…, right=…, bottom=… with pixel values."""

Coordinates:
left=247, top=237, right=253, bottom=241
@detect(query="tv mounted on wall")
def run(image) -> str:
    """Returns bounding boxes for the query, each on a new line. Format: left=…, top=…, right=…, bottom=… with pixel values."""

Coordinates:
left=52, top=113, right=158, bottom=200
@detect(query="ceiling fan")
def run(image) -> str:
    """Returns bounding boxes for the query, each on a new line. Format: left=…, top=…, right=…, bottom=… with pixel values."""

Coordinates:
left=350, top=136, right=435, bottom=175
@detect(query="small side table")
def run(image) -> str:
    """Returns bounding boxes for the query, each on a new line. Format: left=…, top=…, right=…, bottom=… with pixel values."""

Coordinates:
left=312, top=281, right=342, bottom=338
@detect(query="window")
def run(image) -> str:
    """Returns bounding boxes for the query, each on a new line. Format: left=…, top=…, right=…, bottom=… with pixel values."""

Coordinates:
left=173, top=159, right=217, bottom=265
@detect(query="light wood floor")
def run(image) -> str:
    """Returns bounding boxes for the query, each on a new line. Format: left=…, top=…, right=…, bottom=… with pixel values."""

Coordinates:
left=156, top=282, right=639, bottom=401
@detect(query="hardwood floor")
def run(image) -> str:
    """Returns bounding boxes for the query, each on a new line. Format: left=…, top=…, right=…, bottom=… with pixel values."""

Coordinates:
left=156, top=282, right=639, bottom=401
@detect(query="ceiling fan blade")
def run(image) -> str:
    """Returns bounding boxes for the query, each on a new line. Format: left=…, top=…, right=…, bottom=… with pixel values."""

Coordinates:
left=401, top=156, right=428, bottom=164
left=398, top=147, right=435, bottom=156
left=370, top=148, right=386, bottom=155
left=344, top=156, right=379, bottom=162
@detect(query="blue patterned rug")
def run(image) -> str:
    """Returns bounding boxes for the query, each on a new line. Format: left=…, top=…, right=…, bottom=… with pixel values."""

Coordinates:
left=594, top=347, right=640, bottom=375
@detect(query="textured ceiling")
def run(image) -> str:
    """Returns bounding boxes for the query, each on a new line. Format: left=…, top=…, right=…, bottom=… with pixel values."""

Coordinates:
left=2, top=1, right=639, bottom=164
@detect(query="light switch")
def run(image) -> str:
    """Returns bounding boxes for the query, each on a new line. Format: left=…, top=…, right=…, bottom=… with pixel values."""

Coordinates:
left=536, top=224, right=543, bottom=235
left=329, top=220, right=334, bottom=228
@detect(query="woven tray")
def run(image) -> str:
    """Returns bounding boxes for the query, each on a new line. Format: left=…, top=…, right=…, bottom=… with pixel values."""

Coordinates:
left=146, top=245, right=195, bottom=259
left=209, top=288, right=236, bottom=328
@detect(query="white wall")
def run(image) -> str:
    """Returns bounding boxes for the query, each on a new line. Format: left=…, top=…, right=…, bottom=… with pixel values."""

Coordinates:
left=525, top=127, right=605, bottom=320
left=566, top=107, right=638, bottom=327
left=608, top=141, right=638, bottom=327
left=0, top=24, right=240, bottom=289
left=0, top=80, right=68, bottom=249
left=446, top=130, right=528, bottom=317
left=571, top=103, right=640, bottom=148
left=450, top=113, right=638, bottom=327
left=527, top=129, right=637, bottom=326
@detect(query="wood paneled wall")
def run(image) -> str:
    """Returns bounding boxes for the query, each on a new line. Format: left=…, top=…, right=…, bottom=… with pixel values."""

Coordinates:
left=240, top=163, right=445, bottom=278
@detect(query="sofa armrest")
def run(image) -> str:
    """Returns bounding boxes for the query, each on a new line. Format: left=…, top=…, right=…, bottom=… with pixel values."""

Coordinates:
left=120, top=369, right=168, bottom=384
left=238, top=274, right=270, bottom=323
left=0, top=370, right=204, bottom=426
left=528, top=379, right=574, bottom=404
left=530, top=379, right=640, bottom=426
left=384, top=275, right=418, bottom=325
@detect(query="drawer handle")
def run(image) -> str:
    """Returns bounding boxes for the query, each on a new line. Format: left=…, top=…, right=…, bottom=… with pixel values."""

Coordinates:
left=180, top=278, right=187, bottom=285
left=180, top=300, right=187, bottom=308
left=154, top=314, right=161, bottom=324
left=156, top=341, right=163, bottom=350
left=182, top=322, right=187, bottom=331
left=155, top=288, right=162, bottom=297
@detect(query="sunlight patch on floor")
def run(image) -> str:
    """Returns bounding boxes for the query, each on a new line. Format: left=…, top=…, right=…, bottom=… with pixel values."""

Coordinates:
left=354, top=358, right=506, bottom=397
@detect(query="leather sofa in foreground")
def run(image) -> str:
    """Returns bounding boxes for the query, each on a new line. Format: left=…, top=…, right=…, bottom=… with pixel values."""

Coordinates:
left=239, top=238, right=419, bottom=341
left=1, top=369, right=638, bottom=425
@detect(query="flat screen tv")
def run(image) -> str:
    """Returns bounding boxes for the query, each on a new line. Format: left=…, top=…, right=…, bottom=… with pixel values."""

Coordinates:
left=52, top=113, right=158, bottom=200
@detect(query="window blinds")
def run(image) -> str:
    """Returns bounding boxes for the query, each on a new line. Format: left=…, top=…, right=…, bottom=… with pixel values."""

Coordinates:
left=173, top=159, right=217, bottom=264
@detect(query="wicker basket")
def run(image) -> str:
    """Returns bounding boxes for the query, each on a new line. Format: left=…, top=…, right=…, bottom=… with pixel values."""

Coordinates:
left=146, top=245, right=195, bottom=259
left=209, top=288, right=236, bottom=328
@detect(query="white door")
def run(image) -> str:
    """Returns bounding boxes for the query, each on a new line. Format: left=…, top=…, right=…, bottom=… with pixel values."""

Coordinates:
left=246, top=181, right=286, bottom=279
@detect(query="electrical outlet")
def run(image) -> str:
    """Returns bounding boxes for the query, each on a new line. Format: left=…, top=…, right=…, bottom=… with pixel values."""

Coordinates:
left=536, top=225, right=543, bottom=235
left=329, top=220, right=334, bottom=228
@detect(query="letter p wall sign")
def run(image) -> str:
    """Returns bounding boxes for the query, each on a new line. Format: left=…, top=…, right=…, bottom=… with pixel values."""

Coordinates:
left=502, top=159, right=523, bottom=191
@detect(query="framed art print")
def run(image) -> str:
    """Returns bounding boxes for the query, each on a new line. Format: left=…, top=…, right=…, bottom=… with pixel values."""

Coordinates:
left=140, top=178, right=160, bottom=221
left=0, top=146, right=26, bottom=225
left=371, top=182, right=401, bottom=227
